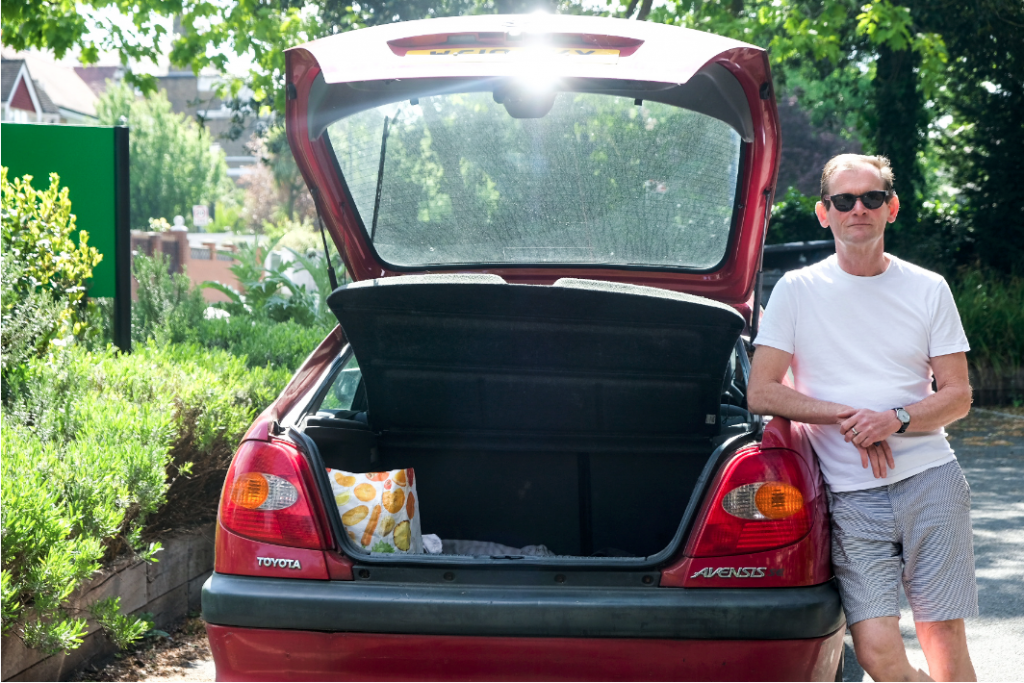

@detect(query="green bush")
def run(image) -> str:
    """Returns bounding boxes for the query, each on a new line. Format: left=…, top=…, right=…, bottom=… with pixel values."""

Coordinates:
left=2, top=175, right=309, bottom=660
left=201, top=241, right=322, bottom=326
left=1, top=167, right=103, bottom=397
left=0, top=341, right=293, bottom=655
left=951, top=267, right=1024, bottom=374
left=768, top=187, right=826, bottom=244
left=1, top=252, right=65, bottom=398
left=174, top=315, right=332, bottom=371
left=131, top=252, right=207, bottom=343
left=128, top=251, right=332, bottom=369
left=1, top=350, right=167, bottom=654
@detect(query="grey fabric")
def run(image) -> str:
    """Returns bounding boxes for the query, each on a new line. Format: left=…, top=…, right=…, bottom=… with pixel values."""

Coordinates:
left=828, top=460, right=979, bottom=625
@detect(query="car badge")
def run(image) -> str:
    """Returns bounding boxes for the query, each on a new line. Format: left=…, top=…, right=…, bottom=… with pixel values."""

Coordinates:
left=690, top=566, right=767, bottom=579
left=257, top=556, right=302, bottom=570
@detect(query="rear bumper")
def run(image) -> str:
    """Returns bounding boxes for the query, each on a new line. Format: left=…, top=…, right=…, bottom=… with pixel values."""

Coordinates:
left=204, top=572, right=845, bottom=679
left=202, top=572, right=843, bottom=640
left=206, top=624, right=846, bottom=681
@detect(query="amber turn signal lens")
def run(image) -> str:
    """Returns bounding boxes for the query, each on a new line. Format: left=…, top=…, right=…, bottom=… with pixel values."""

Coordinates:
left=754, top=482, right=804, bottom=520
left=231, top=472, right=269, bottom=510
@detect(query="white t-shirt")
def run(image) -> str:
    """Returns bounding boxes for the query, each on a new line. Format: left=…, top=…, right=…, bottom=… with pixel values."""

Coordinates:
left=754, top=254, right=970, bottom=492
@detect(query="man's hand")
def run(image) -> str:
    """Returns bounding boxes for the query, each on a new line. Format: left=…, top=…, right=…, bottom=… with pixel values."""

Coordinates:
left=857, top=441, right=895, bottom=478
left=838, top=408, right=900, bottom=478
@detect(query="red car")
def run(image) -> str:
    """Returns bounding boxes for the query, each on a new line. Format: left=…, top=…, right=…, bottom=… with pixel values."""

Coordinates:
left=203, top=14, right=845, bottom=681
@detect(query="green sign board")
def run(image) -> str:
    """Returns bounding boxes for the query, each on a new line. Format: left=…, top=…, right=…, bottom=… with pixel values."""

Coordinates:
left=1, top=122, right=131, bottom=349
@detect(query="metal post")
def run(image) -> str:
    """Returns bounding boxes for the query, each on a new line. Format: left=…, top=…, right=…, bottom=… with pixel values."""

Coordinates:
left=113, top=126, right=132, bottom=352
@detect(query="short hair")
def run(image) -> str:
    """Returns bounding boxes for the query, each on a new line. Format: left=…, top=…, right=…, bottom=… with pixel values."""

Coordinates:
left=820, top=154, right=895, bottom=197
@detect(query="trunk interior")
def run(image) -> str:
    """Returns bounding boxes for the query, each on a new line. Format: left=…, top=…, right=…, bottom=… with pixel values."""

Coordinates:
left=302, top=275, right=755, bottom=561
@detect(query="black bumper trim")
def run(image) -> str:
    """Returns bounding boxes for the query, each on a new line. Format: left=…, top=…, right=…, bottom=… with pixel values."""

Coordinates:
left=202, top=573, right=844, bottom=640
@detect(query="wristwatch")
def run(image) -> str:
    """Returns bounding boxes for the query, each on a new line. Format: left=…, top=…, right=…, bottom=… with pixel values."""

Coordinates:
left=893, top=407, right=911, bottom=434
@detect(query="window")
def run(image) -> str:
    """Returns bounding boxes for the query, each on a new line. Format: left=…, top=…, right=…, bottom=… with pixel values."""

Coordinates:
left=326, top=91, right=742, bottom=271
left=320, top=354, right=363, bottom=412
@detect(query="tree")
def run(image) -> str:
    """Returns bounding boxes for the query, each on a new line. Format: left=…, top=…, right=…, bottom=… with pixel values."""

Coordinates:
left=635, top=0, right=1024, bottom=274
left=917, top=0, right=1024, bottom=273
left=96, top=82, right=234, bottom=231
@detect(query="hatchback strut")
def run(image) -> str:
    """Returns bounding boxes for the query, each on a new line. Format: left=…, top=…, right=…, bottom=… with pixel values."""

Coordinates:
left=311, top=186, right=340, bottom=291
left=750, top=187, right=773, bottom=340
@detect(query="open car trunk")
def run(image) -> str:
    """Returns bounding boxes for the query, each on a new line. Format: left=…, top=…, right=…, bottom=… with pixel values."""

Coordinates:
left=300, top=275, right=755, bottom=562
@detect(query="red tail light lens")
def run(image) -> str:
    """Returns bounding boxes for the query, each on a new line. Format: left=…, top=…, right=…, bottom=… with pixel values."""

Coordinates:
left=219, top=439, right=327, bottom=550
left=685, top=446, right=813, bottom=557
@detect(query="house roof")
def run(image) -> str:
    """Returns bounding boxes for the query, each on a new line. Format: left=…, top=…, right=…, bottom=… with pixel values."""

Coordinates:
left=1, top=58, right=61, bottom=114
left=1, top=51, right=97, bottom=118
left=74, top=65, right=123, bottom=96
left=33, top=81, right=60, bottom=114
left=1, top=59, right=25, bottom=100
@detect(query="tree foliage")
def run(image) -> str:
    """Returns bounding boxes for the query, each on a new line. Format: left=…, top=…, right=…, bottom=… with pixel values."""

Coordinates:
left=96, top=82, right=234, bottom=231
left=633, top=0, right=1021, bottom=273
left=4, top=0, right=1019, bottom=271
left=919, top=0, right=1024, bottom=273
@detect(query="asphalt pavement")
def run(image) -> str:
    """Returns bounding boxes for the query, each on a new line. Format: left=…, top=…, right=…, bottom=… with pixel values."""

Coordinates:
left=843, top=407, right=1024, bottom=682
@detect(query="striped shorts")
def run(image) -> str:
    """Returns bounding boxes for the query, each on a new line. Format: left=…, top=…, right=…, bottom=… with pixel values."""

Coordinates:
left=827, top=460, right=979, bottom=625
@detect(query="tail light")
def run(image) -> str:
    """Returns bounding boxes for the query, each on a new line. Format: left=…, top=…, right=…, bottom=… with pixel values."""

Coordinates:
left=219, top=439, right=328, bottom=550
left=685, top=446, right=813, bottom=557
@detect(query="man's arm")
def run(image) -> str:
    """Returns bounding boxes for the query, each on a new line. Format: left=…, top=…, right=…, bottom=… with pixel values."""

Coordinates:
left=839, top=351, right=972, bottom=447
left=747, top=345, right=852, bottom=423
left=748, top=344, right=895, bottom=479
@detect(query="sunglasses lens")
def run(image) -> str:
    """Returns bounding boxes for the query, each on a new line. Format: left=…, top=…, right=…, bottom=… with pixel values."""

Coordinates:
left=862, top=191, right=887, bottom=209
left=831, top=194, right=856, bottom=211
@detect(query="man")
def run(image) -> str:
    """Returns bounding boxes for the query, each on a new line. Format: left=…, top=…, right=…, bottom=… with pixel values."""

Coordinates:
left=748, top=154, right=978, bottom=682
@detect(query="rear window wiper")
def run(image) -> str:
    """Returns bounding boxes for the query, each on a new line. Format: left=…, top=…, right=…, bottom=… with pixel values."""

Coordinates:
left=370, top=112, right=398, bottom=241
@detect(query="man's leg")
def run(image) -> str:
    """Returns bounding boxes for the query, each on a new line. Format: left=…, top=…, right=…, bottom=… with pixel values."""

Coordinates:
left=897, top=462, right=979, bottom=682
left=849, top=617, right=931, bottom=682
left=915, top=619, right=976, bottom=682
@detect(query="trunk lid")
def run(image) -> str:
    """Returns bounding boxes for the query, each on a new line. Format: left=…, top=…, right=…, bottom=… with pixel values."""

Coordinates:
left=285, top=15, right=780, bottom=307
left=326, top=275, right=745, bottom=447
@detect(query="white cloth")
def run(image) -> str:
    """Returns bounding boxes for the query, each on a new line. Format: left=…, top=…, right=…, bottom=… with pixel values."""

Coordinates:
left=755, top=254, right=970, bottom=492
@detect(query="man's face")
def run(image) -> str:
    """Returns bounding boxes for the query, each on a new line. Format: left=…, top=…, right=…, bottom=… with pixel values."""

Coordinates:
left=815, top=164, right=899, bottom=247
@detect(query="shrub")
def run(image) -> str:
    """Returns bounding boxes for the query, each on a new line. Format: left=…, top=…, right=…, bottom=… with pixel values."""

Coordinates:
left=1, top=350, right=166, bottom=654
left=951, top=267, right=1024, bottom=374
left=1, top=252, right=65, bottom=399
left=768, top=187, right=825, bottom=244
left=2, top=172, right=306, bottom=660
left=173, top=316, right=332, bottom=371
left=130, top=251, right=332, bottom=370
left=201, top=241, right=324, bottom=327
left=1, top=168, right=103, bottom=396
left=131, top=252, right=206, bottom=343
left=0, top=341, right=293, bottom=655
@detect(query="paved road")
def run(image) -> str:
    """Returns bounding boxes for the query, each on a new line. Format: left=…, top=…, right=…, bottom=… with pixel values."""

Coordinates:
left=843, top=408, right=1024, bottom=682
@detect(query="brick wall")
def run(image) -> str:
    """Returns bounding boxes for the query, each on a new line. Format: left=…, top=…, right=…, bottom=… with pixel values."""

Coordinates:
left=130, top=231, right=240, bottom=303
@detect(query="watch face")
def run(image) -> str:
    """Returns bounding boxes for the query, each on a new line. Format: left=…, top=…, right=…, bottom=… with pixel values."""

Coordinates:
left=896, top=408, right=910, bottom=423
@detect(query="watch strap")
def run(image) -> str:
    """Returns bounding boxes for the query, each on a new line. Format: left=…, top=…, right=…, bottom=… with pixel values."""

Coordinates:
left=894, top=407, right=910, bottom=434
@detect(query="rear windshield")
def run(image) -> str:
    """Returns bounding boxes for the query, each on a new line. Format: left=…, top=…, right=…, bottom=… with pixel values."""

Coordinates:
left=325, top=91, right=742, bottom=270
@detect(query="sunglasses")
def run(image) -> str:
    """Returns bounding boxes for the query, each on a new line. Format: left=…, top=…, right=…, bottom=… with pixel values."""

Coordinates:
left=822, top=191, right=892, bottom=212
